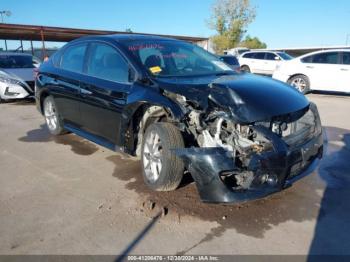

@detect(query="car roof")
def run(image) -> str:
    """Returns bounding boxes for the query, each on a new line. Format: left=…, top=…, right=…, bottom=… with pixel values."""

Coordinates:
left=298, top=49, right=350, bottom=58
left=73, top=34, right=183, bottom=44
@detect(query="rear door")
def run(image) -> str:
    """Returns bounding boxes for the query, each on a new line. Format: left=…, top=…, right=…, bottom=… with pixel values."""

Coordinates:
left=79, top=41, right=133, bottom=144
left=47, top=43, right=88, bottom=126
left=338, top=51, right=350, bottom=92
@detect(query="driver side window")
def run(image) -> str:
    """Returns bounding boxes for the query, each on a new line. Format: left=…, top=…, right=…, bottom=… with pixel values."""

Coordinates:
left=87, top=43, right=130, bottom=83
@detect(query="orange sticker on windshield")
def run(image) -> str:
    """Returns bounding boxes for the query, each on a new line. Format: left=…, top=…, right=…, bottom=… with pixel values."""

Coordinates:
left=149, top=66, right=162, bottom=74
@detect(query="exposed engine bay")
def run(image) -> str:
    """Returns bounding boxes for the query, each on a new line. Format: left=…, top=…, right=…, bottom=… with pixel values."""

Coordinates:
left=170, top=93, right=323, bottom=202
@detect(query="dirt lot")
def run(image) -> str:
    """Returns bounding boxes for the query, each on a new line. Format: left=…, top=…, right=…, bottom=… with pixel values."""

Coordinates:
left=0, top=94, right=349, bottom=256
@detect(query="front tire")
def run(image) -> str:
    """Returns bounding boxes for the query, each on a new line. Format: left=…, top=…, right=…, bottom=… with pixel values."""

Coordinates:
left=141, top=122, right=185, bottom=191
left=288, top=75, right=310, bottom=94
left=241, top=65, right=251, bottom=73
left=43, top=96, right=66, bottom=135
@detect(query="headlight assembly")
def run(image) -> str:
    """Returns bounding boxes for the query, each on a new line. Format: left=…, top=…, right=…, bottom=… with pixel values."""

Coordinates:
left=0, top=75, right=23, bottom=86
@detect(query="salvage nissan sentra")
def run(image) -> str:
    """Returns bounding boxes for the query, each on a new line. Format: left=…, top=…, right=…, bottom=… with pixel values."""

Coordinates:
left=35, top=35, right=323, bottom=203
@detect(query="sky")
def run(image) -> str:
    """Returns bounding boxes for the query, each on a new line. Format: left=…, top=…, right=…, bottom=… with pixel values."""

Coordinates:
left=1, top=0, right=350, bottom=49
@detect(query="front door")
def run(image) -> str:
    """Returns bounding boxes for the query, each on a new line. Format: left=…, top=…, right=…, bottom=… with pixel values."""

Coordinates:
left=263, top=52, right=280, bottom=75
left=79, top=42, right=132, bottom=144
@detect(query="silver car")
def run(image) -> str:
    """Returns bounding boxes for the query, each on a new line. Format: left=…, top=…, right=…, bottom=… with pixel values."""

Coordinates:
left=0, top=52, right=40, bottom=103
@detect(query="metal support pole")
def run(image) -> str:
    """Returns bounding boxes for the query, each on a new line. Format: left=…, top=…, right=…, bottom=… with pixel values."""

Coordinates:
left=40, top=28, right=46, bottom=60
left=20, top=39, right=24, bottom=52
left=30, top=40, right=34, bottom=55
left=4, top=39, right=7, bottom=51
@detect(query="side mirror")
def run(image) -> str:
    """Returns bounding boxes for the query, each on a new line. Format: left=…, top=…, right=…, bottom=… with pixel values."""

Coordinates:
left=274, top=56, right=281, bottom=61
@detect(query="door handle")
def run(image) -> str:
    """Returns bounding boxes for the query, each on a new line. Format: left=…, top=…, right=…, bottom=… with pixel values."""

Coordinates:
left=340, top=68, right=349, bottom=71
left=306, top=66, right=314, bottom=69
left=81, top=88, right=92, bottom=95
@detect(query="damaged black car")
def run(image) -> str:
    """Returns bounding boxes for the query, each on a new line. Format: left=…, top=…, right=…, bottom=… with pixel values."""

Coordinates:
left=35, top=35, right=323, bottom=203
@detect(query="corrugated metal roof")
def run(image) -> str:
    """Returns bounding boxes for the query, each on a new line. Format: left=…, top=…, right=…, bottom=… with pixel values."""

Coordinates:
left=0, top=23, right=209, bottom=43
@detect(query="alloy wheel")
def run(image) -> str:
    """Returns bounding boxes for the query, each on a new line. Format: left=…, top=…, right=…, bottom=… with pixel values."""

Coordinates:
left=44, top=99, right=58, bottom=131
left=291, top=77, right=307, bottom=93
left=143, top=130, right=163, bottom=182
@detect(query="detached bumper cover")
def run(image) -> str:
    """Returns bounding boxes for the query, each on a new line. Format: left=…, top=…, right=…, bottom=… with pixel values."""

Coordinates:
left=175, top=105, right=323, bottom=203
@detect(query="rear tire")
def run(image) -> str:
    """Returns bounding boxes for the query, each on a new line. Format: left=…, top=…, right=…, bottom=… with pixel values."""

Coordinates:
left=141, top=122, right=185, bottom=191
left=241, top=65, right=251, bottom=73
left=43, top=96, right=66, bottom=135
left=288, top=75, right=310, bottom=94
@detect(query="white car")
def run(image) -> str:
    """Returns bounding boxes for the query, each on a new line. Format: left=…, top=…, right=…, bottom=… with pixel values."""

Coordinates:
left=239, top=51, right=293, bottom=75
left=0, top=52, right=40, bottom=103
left=273, top=49, right=350, bottom=94
left=224, top=47, right=250, bottom=57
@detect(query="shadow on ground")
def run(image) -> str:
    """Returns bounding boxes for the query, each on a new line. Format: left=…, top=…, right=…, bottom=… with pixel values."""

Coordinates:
left=18, top=124, right=99, bottom=156
left=308, top=127, right=350, bottom=258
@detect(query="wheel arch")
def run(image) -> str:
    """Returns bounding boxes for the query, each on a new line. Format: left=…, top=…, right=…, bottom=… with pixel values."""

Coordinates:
left=287, top=73, right=310, bottom=84
left=38, top=90, right=51, bottom=115
left=121, top=101, right=184, bottom=157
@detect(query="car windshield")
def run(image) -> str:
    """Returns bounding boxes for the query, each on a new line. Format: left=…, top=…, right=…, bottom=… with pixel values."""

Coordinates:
left=0, top=54, right=35, bottom=69
left=122, top=40, right=234, bottom=77
left=277, top=52, right=293, bottom=60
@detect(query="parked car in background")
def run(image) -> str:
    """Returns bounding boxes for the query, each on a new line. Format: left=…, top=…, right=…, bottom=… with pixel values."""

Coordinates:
left=239, top=51, right=293, bottom=75
left=36, top=35, right=323, bottom=203
left=0, top=52, right=40, bottom=103
left=273, top=49, right=350, bottom=94
left=219, top=55, right=240, bottom=72
left=224, top=47, right=250, bottom=57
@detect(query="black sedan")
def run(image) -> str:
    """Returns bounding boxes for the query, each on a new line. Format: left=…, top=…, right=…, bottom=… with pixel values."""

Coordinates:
left=35, top=35, right=323, bottom=203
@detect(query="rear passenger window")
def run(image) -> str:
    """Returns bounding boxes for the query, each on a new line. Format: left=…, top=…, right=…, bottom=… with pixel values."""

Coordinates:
left=60, top=44, right=87, bottom=73
left=87, top=43, right=129, bottom=83
left=311, top=52, right=339, bottom=64
left=342, top=52, right=350, bottom=65
left=254, top=53, right=266, bottom=60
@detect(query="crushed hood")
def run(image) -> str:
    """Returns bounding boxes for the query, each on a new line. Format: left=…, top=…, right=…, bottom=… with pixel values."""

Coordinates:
left=155, top=73, right=309, bottom=123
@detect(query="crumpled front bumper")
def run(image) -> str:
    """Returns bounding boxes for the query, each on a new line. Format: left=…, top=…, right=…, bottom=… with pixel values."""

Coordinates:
left=175, top=106, right=324, bottom=203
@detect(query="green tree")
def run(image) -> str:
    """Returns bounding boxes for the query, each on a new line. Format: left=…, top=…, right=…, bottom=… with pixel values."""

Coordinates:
left=240, top=35, right=267, bottom=49
left=209, top=0, right=256, bottom=54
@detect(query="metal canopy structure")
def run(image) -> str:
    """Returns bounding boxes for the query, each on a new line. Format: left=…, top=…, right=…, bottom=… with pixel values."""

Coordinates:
left=0, top=23, right=209, bottom=59
left=0, top=23, right=208, bottom=43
